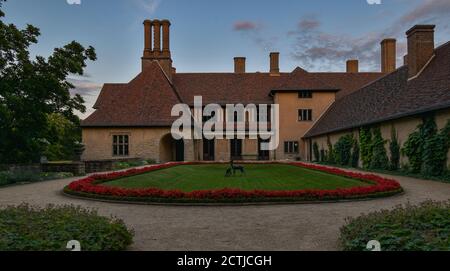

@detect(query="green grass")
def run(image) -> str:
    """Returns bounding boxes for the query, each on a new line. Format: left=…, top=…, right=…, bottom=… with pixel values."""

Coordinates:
left=103, top=164, right=370, bottom=192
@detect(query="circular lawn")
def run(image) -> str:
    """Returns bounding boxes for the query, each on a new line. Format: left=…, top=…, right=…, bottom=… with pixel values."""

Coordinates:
left=64, top=163, right=403, bottom=204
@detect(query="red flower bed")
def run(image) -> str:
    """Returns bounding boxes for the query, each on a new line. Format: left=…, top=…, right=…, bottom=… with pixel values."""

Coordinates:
left=64, top=162, right=403, bottom=203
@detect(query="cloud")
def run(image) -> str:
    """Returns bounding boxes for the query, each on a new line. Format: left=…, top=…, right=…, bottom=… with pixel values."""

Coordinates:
left=68, top=78, right=103, bottom=119
left=367, top=0, right=382, bottom=4
left=298, top=18, right=320, bottom=31
left=233, top=20, right=276, bottom=52
left=136, top=0, right=161, bottom=14
left=66, top=0, right=81, bottom=5
left=233, top=21, right=259, bottom=31
left=68, top=78, right=103, bottom=97
left=290, top=0, right=450, bottom=71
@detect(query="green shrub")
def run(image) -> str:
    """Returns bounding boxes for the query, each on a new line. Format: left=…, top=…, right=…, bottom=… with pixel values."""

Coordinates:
left=340, top=201, right=450, bottom=251
left=313, top=142, right=320, bottom=162
left=370, top=127, right=389, bottom=170
left=113, top=160, right=149, bottom=170
left=0, top=172, right=11, bottom=186
left=0, top=171, right=74, bottom=187
left=334, top=135, right=354, bottom=166
left=0, top=204, right=134, bottom=251
left=389, top=127, right=401, bottom=171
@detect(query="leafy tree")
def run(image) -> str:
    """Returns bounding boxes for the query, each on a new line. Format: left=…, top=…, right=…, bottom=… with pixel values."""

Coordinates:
left=389, top=127, right=401, bottom=171
left=370, top=127, right=389, bottom=170
left=313, top=142, right=320, bottom=162
left=43, top=113, right=82, bottom=161
left=0, top=0, right=96, bottom=163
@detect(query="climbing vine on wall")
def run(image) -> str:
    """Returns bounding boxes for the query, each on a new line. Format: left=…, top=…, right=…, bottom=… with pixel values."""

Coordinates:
left=403, top=115, right=450, bottom=176
left=370, top=127, right=389, bottom=170
left=334, top=134, right=354, bottom=166
left=327, top=137, right=335, bottom=164
left=313, top=142, right=320, bottom=162
left=359, top=127, right=373, bottom=169
left=351, top=139, right=360, bottom=168
left=389, top=127, right=400, bottom=171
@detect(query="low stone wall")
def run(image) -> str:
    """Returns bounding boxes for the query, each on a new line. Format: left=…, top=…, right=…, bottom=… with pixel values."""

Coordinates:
left=41, top=162, right=85, bottom=176
left=84, top=160, right=114, bottom=174
left=1, top=164, right=41, bottom=173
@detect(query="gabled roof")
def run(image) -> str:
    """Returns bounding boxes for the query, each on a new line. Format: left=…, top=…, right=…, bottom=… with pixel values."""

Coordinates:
left=304, top=42, right=450, bottom=138
left=82, top=62, right=384, bottom=127
left=82, top=61, right=182, bottom=127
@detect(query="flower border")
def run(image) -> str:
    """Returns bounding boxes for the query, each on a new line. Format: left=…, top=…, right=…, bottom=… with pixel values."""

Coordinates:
left=64, top=162, right=403, bottom=204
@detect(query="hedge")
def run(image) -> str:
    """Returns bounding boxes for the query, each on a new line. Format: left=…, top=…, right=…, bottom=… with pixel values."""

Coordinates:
left=340, top=201, right=450, bottom=251
left=0, top=204, right=134, bottom=251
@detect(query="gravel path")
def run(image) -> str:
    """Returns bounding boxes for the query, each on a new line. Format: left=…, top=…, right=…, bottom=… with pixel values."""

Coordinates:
left=0, top=167, right=449, bottom=251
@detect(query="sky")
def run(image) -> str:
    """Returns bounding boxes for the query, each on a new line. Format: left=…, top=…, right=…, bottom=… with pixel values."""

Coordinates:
left=2, top=0, right=450, bottom=119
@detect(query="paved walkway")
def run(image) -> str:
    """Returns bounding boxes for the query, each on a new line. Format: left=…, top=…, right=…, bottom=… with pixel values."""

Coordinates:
left=0, top=167, right=449, bottom=251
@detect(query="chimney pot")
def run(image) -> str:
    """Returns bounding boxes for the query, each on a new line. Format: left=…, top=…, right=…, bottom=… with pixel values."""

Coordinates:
left=234, top=57, right=246, bottom=74
left=381, top=38, right=396, bottom=73
left=143, top=20, right=153, bottom=57
left=406, top=25, right=435, bottom=78
left=152, top=20, right=162, bottom=54
left=161, top=20, right=171, bottom=57
left=270, top=52, right=280, bottom=76
left=346, top=60, right=359, bottom=73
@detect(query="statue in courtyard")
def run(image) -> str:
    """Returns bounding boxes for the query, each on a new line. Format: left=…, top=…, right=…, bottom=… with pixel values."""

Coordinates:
left=225, top=160, right=245, bottom=177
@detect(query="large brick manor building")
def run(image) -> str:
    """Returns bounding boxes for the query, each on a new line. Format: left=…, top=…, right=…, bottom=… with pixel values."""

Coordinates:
left=82, top=20, right=450, bottom=166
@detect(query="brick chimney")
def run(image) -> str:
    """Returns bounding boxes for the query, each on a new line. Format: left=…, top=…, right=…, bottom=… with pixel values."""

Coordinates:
left=270, top=52, right=280, bottom=76
left=406, top=25, right=435, bottom=78
left=381, top=39, right=396, bottom=73
left=143, top=20, right=152, bottom=57
left=234, top=57, right=246, bottom=74
left=142, top=19, right=174, bottom=80
left=346, top=60, right=359, bottom=73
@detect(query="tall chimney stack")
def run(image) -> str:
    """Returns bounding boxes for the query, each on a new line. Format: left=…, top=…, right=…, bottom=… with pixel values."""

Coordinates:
left=153, top=20, right=162, bottom=55
left=142, top=19, right=173, bottom=80
left=161, top=20, right=171, bottom=58
left=346, top=60, right=359, bottom=73
left=270, top=52, right=280, bottom=76
left=381, top=39, right=396, bottom=73
left=406, top=25, right=435, bottom=78
left=143, top=20, right=152, bottom=57
left=234, top=57, right=246, bottom=74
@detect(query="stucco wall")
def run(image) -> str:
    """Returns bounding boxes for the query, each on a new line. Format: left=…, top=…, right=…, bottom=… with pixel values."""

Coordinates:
left=82, top=127, right=171, bottom=162
left=274, top=91, right=336, bottom=161
left=307, top=108, right=450, bottom=168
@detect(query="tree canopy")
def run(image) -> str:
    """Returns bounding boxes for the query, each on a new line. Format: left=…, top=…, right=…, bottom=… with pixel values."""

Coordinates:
left=0, top=0, right=96, bottom=163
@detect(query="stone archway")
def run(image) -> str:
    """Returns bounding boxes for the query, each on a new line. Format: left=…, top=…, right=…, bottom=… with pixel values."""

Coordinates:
left=159, top=134, right=185, bottom=163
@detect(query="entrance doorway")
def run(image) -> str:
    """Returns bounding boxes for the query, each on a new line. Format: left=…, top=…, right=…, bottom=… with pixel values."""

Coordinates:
left=203, top=139, right=215, bottom=161
left=258, top=138, right=270, bottom=160
left=230, top=139, right=243, bottom=160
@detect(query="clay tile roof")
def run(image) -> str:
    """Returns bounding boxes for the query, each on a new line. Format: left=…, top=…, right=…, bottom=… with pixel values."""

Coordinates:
left=304, top=42, right=450, bottom=138
left=82, top=63, right=384, bottom=127
left=82, top=61, right=181, bottom=127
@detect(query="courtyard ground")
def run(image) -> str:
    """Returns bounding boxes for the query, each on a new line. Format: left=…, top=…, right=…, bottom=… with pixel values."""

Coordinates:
left=0, top=165, right=449, bottom=251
